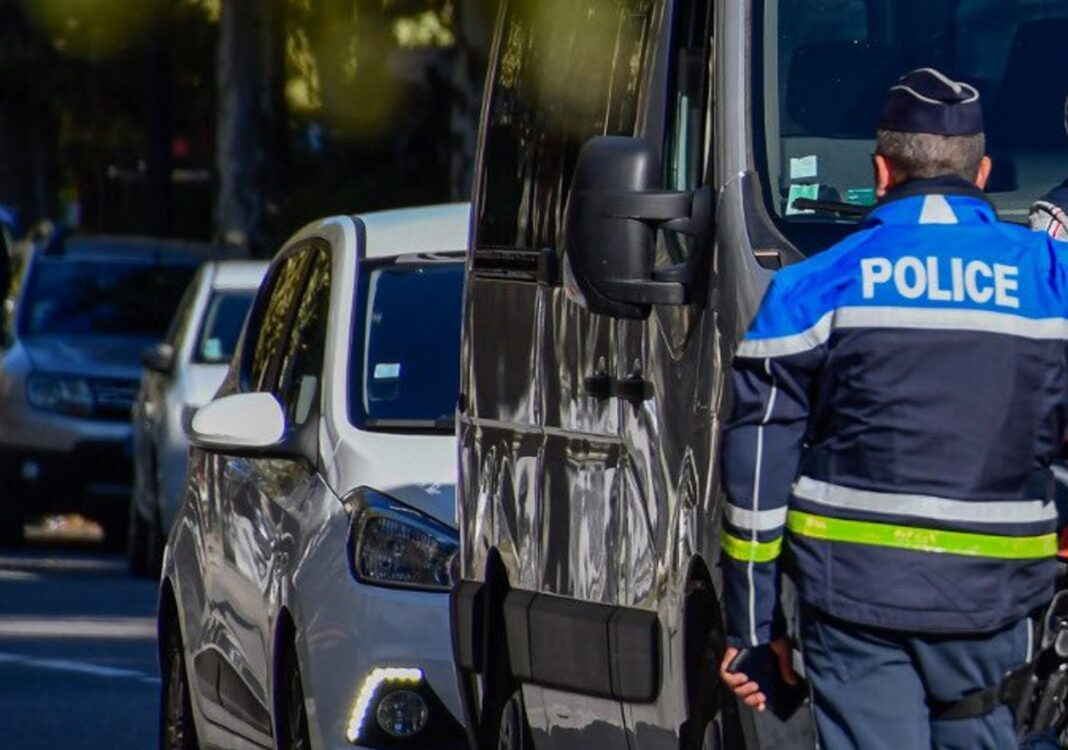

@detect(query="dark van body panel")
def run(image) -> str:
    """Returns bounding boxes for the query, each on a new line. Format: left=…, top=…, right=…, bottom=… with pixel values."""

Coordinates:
left=455, top=0, right=810, bottom=748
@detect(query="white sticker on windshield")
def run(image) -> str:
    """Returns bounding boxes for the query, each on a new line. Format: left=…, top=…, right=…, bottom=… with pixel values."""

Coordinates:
left=202, top=338, right=223, bottom=361
left=790, top=155, right=818, bottom=180
left=786, top=183, right=819, bottom=216
left=373, top=363, right=401, bottom=380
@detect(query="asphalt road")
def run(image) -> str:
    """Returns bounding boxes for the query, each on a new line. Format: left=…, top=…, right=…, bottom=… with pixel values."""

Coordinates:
left=0, top=543, right=159, bottom=750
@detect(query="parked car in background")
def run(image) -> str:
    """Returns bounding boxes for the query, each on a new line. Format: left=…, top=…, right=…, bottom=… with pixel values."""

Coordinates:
left=0, top=236, right=235, bottom=547
left=159, top=204, right=469, bottom=750
left=128, top=259, right=268, bottom=576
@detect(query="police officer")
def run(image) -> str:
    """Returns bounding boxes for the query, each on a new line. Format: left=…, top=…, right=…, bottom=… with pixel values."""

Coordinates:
left=718, top=68, right=1066, bottom=749
left=1029, top=95, right=1068, bottom=241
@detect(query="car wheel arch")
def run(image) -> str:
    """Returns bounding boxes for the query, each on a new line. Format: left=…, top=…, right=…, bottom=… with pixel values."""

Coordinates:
left=157, top=578, right=181, bottom=669
left=272, top=607, right=299, bottom=742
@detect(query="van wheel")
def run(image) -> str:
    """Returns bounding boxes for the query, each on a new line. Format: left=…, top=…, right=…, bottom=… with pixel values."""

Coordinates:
left=160, top=620, right=198, bottom=750
left=278, top=646, right=312, bottom=750
left=496, top=689, right=533, bottom=750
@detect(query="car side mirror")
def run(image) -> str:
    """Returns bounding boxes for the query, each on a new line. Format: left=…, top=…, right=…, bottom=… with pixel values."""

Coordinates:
left=189, top=392, right=314, bottom=465
left=564, top=136, right=712, bottom=320
left=142, top=343, right=176, bottom=376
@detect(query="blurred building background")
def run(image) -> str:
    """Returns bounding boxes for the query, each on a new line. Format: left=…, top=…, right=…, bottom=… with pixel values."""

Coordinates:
left=0, top=0, right=496, bottom=255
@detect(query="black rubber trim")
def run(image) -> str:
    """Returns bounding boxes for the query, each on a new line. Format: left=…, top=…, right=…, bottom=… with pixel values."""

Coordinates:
left=216, top=655, right=273, bottom=735
left=192, top=649, right=221, bottom=705
left=451, top=580, right=485, bottom=673
left=609, top=607, right=661, bottom=702
left=504, top=590, right=661, bottom=703
left=503, top=589, right=536, bottom=681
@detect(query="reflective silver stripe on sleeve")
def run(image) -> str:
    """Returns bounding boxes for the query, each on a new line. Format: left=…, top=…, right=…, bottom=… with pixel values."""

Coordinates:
left=747, top=359, right=778, bottom=647
left=725, top=503, right=788, bottom=532
left=736, top=311, right=834, bottom=359
left=792, top=476, right=1058, bottom=525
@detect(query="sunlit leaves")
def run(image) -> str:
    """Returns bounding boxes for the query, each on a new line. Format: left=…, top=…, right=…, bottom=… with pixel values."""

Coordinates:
left=22, top=0, right=163, bottom=58
left=394, top=9, right=455, bottom=47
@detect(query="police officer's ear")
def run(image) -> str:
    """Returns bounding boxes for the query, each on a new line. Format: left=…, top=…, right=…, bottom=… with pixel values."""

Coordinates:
left=873, top=154, right=901, bottom=198
left=974, top=156, right=993, bottom=191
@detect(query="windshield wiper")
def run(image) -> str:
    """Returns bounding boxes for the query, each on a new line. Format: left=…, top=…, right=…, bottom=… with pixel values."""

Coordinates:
left=791, top=197, right=870, bottom=219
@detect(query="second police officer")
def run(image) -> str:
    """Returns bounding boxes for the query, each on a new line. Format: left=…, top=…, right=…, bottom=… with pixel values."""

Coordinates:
left=718, top=68, right=1068, bottom=749
left=1029, top=94, right=1068, bottom=242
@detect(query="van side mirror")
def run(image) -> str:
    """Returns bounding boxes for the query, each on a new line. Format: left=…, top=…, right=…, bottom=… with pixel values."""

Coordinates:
left=564, top=136, right=711, bottom=320
left=142, top=343, right=176, bottom=376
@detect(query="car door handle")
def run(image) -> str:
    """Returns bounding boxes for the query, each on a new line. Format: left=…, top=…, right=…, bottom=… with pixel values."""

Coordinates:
left=583, top=372, right=613, bottom=401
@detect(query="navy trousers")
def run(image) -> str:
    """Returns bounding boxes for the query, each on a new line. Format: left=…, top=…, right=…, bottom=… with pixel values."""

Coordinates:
left=800, top=607, right=1032, bottom=750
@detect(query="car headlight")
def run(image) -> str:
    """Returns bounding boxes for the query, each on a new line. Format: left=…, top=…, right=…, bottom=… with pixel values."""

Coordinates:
left=27, top=374, right=94, bottom=416
left=347, top=487, right=458, bottom=591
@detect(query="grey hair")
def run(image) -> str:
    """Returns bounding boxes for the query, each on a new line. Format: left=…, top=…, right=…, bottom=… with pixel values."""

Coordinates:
left=876, top=129, right=986, bottom=182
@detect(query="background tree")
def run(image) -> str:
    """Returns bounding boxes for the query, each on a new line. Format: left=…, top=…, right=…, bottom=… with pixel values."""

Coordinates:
left=215, top=0, right=287, bottom=253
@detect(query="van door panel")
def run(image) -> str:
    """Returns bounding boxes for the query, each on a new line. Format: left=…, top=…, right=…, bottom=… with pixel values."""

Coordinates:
left=464, top=278, right=541, bottom=427
left=535, top=284, right=631, bottom=750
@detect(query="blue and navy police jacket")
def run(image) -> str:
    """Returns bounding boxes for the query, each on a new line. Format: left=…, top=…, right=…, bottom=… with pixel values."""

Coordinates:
left=721, top=178, right=1068, bottom=647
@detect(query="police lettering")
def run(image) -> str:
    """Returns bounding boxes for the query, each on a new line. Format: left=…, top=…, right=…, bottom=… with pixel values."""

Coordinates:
left=861, top=256, right=1019, bottom=309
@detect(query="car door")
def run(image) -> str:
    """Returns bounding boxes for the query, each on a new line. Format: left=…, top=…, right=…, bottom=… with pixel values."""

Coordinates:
left=204, top=246, right=312, bottom=742
left=233, top=242, right=331, bottom=726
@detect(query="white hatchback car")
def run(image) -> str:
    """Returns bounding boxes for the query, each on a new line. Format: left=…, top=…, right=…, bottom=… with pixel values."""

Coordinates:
left=130, top=260, right=268, bottom=576
left=158, top=204, right=469, bottom=750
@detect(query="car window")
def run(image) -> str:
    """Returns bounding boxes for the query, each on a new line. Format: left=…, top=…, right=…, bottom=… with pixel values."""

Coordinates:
left=275, top=248, right=330, bottom=426
left=194, top=290, right=256, bottom=364
left=475, top=0, right=654, bottom=257
left=20, top=257, right=198, bottom=338
left=349, top=260, right=463, bottom=431
left=249, top=251, right=310, bottom=393
left=660, top=0, right=713, bottom=264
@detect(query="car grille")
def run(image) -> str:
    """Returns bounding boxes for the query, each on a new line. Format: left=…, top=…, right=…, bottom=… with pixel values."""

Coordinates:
left=90, top=379, right=139, bottom=420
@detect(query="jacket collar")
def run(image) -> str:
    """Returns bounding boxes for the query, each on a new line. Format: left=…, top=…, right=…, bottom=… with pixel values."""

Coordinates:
left=866, top=176, right=997, bottom=227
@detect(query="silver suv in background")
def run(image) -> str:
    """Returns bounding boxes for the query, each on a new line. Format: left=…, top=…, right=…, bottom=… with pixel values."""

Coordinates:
left=0, top=236, right=231, bottom=547
left=128, top=259, right=267, bottom=576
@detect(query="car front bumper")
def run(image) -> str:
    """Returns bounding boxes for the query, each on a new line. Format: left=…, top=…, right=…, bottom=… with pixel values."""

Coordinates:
left=295, top=548, right=466, bottom=750
left=0, top=438, right=133, bottom=518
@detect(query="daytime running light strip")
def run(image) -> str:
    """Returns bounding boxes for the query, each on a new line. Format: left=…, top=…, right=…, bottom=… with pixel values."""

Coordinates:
left=345, top=667, right=424, bottom=744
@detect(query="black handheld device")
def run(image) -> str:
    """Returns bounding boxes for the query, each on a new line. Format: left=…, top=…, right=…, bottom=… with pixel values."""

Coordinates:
left=727, top=645, right=807, bottom=720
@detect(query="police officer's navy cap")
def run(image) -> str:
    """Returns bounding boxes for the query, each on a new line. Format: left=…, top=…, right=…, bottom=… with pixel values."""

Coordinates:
left=880, top=68, right=983, bottom=136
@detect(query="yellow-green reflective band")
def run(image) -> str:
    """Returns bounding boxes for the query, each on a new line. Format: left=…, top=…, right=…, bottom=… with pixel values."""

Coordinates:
left=787, top=511, right=1058, bottom=560
left=721, top=531, right=783, bottom=563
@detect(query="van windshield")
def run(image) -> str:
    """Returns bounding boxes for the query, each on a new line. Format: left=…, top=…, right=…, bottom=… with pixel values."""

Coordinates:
left=762, top=0, right=1068, bottom=253
left=349, top=260, right=463, bottom=433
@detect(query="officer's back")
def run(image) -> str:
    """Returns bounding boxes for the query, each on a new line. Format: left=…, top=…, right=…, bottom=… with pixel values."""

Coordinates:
left=720, top=68, right=1067, bottom=750
left=769, top=182, right=1066, bottom=629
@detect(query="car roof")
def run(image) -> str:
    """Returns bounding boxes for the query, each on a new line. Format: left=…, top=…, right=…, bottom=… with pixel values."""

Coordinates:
left=47, top=235, right=241, bottom=264
left=208, top=259, right=270, bottom=290
left=353, top=203, right=470, bottom=259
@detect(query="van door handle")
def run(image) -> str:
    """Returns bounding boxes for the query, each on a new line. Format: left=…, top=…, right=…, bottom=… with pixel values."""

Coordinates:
left=613, top=374, right=652, bottom=404
left=584, top=372, right=613, bottom=401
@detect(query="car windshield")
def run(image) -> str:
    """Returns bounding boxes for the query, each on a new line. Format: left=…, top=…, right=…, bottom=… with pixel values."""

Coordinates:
left=349, top=260, right=463, bottom=432
left=20, top=257, right=198, bottom=338
left=762, top=0, right=1068, bottom=254
left=193, top=290, right=255, bottom=364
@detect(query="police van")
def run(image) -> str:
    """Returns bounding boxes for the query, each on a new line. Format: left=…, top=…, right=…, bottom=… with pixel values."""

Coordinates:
left=451, top=1, right=1068, bottom=748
